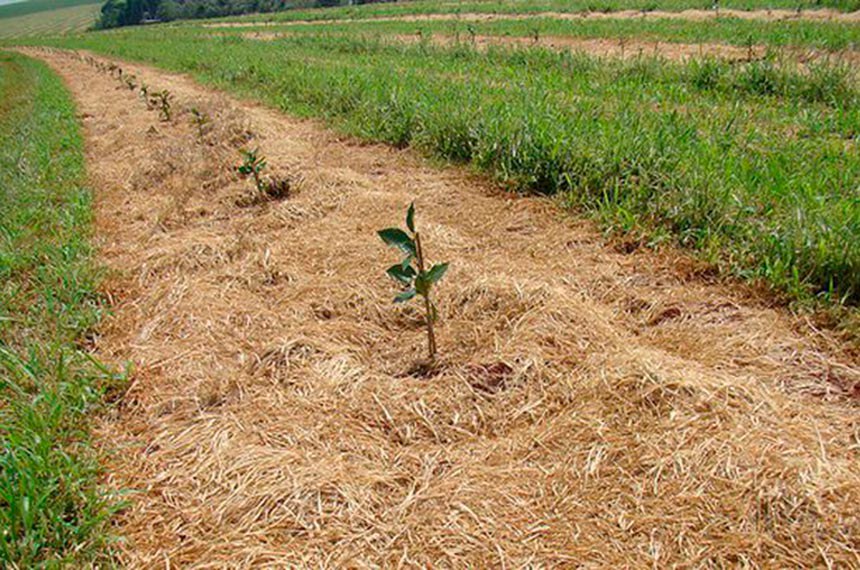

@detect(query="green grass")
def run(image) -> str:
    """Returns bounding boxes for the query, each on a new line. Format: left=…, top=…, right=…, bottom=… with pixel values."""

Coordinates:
left=0, top=2, right=100, bottom=39
left=32, top=29, right=860, bottom=315
left=0, top=0, right=98, bottom=20
left=0, top=50, right=123, bottom=567
left=220, top=14, right=860, bottom=51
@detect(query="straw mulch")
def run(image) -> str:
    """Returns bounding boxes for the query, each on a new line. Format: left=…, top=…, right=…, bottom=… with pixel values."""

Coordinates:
left=27, top=48, right=860, bottom=568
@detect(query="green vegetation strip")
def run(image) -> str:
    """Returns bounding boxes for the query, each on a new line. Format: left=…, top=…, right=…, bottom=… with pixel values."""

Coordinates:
left=0, top=51, right=122, bottom=566
left=0, top=0, right=99, bottom=20
left=33, top=30, right=860, bottom=312
left=222, top=15, right=860, bottom=51
left=205, top=0, right=860, bottom=26
left=0, top=3, right=101, bottom=40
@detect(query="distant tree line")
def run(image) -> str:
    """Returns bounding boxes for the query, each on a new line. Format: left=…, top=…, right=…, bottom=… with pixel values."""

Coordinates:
left=96, top=0, right=391, bottom=28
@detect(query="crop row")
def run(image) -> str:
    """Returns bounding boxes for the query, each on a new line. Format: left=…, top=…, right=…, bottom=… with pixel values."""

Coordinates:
left=31, top=32, right=860, bottom=315
left=217, top=14, right=860, bottom=52
left=199, top=0, right=860, bottom=26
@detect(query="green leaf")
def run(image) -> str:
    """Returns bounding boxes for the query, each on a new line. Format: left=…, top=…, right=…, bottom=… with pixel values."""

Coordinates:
left=386, top=263, right=415, bottom=284
left=406, top=202, right=416, bottom=233
left=414, top=272, right=431, bottom=297
left=394, top=288, right=417, bottom=303
left=426, top=262, right=449, bottom=284
left=378, top=228, right=416, bottom=256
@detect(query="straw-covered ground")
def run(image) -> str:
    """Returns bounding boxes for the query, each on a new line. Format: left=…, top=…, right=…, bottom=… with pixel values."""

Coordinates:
left=22, top=47, right=860, bottom=567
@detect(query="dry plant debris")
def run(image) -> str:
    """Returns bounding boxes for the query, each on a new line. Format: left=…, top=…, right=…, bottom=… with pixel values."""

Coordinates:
left=19, top=47, right=860, bottom=568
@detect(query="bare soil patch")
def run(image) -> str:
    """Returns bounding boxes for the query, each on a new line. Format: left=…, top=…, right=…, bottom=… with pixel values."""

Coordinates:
left=21, top=47, right=860, bottom=567
left=204, top=7, right=860, bottom=28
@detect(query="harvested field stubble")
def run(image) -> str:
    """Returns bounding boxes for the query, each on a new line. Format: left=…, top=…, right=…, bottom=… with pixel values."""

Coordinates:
left=22, top=48, right=860, bottom=567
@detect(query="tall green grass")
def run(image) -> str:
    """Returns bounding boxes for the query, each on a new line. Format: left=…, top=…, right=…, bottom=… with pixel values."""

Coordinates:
left=0, top=51, right=123, bottom=567
left=31, top=30, right=860, bottom=313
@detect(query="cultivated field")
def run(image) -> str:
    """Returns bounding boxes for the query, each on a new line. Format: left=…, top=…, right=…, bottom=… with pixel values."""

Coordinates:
left=1, top=0, right=860, bottom=566
left=0, top=1, right=100, bottom=39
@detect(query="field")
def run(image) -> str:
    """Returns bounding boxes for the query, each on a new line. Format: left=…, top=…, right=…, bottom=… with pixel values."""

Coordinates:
left=2, top=0, right=860, bottom=566
left=0, top=0, right=100, bottom=39
left=31, top=21, right=860, bottom=308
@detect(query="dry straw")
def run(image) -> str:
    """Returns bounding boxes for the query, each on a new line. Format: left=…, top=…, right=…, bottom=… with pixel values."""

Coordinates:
left=24, top=48, right=860, bottom=568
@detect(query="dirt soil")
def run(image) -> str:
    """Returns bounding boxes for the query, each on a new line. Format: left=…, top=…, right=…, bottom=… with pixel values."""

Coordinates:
left=22, top=47, right=860, bottom=568
left=203, top=7, right=860, bottom=27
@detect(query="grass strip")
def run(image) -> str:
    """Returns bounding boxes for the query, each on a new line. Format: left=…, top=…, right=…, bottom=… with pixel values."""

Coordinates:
left=225, top=15, right=860, bottom=51
left=0, top=50, right=123, bottom=567
left=202, top=0, right=860, bottom=26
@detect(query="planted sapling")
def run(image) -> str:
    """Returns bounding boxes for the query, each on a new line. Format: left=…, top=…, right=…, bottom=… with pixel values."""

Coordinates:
left=378, top=202, right=449, bottom=362
left=237, top=148, right=267, bottom=195
left=191, top=107, right=210, bottom=139
left=151, top=90, right=172, bottom=121
left=235, top=148, right=294, bottom=203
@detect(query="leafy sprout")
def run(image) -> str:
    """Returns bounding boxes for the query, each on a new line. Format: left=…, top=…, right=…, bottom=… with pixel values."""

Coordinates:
left=236, top=147, right=267, bottom=196
left=379, top=202, right=449, bottom=361
left=150, top=89, right=172, bottom=121
left=190, top=107, right=210, bottom=139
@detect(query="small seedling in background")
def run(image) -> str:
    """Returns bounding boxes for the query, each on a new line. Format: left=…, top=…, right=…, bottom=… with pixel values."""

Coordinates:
left=123, top=74, right=137, bottom=91
left=237, top=148, right=267, bottom=194
left=140, top=83, right=150, bottom=105
left=190, top=107, right=210, bottom=139
left=151, top=90, right=172, bottom=121
left=235, top=148, right=293, bottom=204
left=531, top=26, right=540, bottom=43
left=378, top=203, right=449, bottom=362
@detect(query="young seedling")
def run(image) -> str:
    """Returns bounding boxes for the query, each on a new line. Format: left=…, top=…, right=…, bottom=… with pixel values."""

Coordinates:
left=151, top=90, right=172, bottom=121
left=123, top=74, right=137, bottom=91
left=190, top=107, right=210, bottom=139
left=237, top=148, right=267, bottom=195
left=745, top=35, right=755, bottom=62
left=378, top=203, right=449, bottom=362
